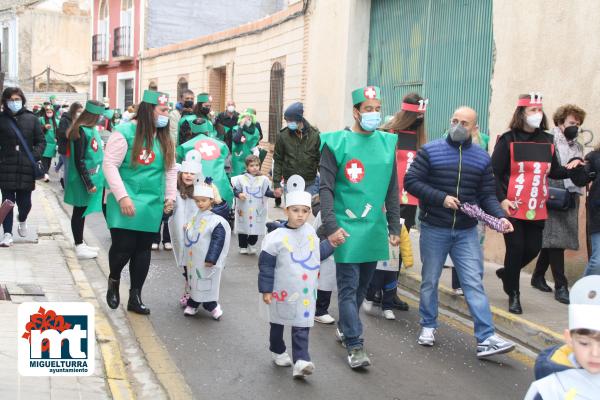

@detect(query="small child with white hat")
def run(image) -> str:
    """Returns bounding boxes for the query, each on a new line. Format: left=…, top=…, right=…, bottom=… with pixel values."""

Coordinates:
left=258, top=175, right=342, bottom=379
left=524, top=275, right=600, bottom=399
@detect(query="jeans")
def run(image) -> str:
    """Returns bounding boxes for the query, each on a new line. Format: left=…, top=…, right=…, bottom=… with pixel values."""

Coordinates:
left=269, top=323, right=310, bottom=363
left=584, top=232, right=600, bottom=276
left=336, top=261, right=377, bottom=350
left=1, top=189, right=33, bottom=234
left=419, top=222, right=495, bottom=343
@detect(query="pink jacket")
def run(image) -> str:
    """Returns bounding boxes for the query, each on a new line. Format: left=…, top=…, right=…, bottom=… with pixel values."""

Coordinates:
left=103, top=131, right=177, bottom=202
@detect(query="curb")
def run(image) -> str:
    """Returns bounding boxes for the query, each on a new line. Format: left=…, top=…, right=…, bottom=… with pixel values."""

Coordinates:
left=399, top=269, right=563, bottom=353
left=38, top=189, right=135, bottom=400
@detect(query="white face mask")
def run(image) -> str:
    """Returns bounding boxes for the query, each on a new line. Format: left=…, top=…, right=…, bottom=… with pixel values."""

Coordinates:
left=526, top=113, right=543, bottom=129
left=227, top=105, right=235, bottom=113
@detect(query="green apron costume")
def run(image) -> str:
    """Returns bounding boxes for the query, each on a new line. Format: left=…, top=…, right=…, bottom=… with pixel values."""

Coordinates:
left=320, top=86, right=397, bottom=263
left=177, top=114, right=197, bottom=144
left=64, top=125, right=105, bottom=214
left=176, top=119, right=234, bottom=206
left=106, top=90, right=170, bottom=233
left=231, top=125, right=260, bottom=176
left=40, top=116, right=59, bottom=158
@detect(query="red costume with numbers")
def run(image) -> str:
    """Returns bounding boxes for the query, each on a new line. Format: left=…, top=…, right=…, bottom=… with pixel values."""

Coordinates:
left=394, top=130, right=419, bottom=206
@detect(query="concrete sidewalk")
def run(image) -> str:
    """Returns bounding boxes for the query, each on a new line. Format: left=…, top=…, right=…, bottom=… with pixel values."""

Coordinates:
left=399, top=229, right=567, bottom=353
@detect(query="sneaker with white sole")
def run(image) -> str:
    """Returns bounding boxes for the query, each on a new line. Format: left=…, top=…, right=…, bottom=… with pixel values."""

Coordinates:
left=335, top=327, right=346, bottom=348
left=44, top=173, right=50, bottom=182
left=347, top=347, right=371, bottom=369
left=362, top=300, right=378, bottom=316
left=239, top=247, right=248, bottom=255
left=247, top=244, right=257, bottom=255
left=417, top=327, right=436, bottom=346
left=183, top=306, right=199, bottom=316
left=82, top=242, right=99, bottom=252
left=179, top=293, right=190, bottom=308
left=151, top=243, right=159, bottom=250
left=75, top=244, right=97, bottom=260
left=383, top=309, right=396, bottom=320
left=163, top=242, right=173, bottom=250
left=293, top=360, right=315, bottom=378
left=271, top=352, right=292, bottom=367
left=0, top=233, right=13, bottom=247
left=314, top=314, right=335, bottom=324
left=17, top=221, right=28, bottom=237
left=211, top=304, right=223, bottom=320
left=476, top=335, right=515, bottom=358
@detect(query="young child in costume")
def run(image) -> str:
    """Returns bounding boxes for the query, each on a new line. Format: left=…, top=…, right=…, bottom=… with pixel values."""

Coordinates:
left=182, top=176, right=231, bottom=319
left=231, top=154, right=275, bottom=255
left=258, top=175, right=340, bottom=379
left=362, top=220, right=413, bottom=320
left=524, top=275, right=600, bottom=399
left=168, top=150, right=203, bottom=308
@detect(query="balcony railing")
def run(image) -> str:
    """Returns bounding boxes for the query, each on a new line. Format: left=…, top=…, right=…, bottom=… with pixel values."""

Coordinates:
left=92, top=34, right=108, bottom=63
left=113, top=26, right=133, bottom=59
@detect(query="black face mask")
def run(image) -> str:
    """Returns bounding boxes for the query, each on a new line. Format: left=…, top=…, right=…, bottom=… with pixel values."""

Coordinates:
left=183, top=100, right=194, bottom=108
left=200, top=106, right=211, bottom=115
left=409, top=118, right=424, bottom=130
left=564, top=125, right=579, bottom=140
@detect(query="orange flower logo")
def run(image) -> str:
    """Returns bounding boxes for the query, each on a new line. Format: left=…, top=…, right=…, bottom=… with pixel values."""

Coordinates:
left=21, top=307, right=72, bottom=351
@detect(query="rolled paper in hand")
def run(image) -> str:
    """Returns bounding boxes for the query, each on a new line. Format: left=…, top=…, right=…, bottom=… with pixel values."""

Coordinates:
left=460, top=203, right=508, bottom=233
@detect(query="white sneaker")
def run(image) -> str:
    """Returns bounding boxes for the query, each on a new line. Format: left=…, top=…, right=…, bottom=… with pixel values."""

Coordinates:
left=75, top=244, right=97, bottom=259
left=453, top=288, right=464, bottom=296
left=183, top=306, right=198, bottom=316
left=362, top=300, right=378, bottom=316
left=211, top=304, right=223, bottom=320
left=335, top=327, right=346, bottom=348
left=239, top=247, right=248, bottom=254
left=417, top=327, right=436, bottom=346
left=383, top=310, right=396, bottom=320
left=477, top=334, right=515, bottom=358
left=271, top=352, right=292, bottom=367
left=314, top=314, right=335, bottom=324
left=163, top=242, right=173, bottom=250
left=44, top=173, right=50, bottom=182
left=82, top=242, right=99, bottom=252
left=0, top=233, right=13, bottom=247
left=247, top=244, right=257, bottom=255
left=292, top=360, right=315, bottom=378
left=17, top=221, right=28, bottom=237
left=151, top=243, right=159, bottom=250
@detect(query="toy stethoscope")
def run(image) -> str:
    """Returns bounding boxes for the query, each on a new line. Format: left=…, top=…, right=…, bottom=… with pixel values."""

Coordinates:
left=245, top=185, right=264, bottom=199
left=290, top=251, right=319, bottom=271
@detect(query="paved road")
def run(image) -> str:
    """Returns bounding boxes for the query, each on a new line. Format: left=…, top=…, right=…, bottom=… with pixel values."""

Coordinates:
left=78, top=205, right=534, bottom=400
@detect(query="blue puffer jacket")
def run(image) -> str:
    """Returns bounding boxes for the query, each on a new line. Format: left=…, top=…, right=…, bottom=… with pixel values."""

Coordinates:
left=404, top=136, right=504, bottom=229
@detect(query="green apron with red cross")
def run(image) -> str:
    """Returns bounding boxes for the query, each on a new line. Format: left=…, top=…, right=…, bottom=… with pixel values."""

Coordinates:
left=106, top=122, right=166, bottom=232
left=176, top=134, right=234, bottom=206
left=320, top=129, right=397, bottom=263
left=231, top=125, right=260, bottom=176
left=64, top=126, right=105, bottom=214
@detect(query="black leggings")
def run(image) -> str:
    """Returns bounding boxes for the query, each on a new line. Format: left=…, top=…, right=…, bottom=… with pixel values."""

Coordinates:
left=238, top=234, right=258, bottom=248
left=153, top=213, right=171, bottom=244
left=108, top=228, right=155, bottom=289
left=1, top=189, right=32, bottom=234
left=533, top=248, right=568, bottom=289
left=502, top=219, right=544, bottom=293
left=42, top=157, right=52, bottom=174
left=71, top=206, right=87, bottom=245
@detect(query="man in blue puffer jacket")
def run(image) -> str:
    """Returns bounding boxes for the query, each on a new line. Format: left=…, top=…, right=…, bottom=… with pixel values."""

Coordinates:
left=405, top=106, right=516, bottom=358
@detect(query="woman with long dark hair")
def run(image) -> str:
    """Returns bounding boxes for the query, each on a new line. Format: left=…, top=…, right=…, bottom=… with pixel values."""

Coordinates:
left=39, top=104, right=59, bottom=182
left=363, top=92, right=426, bottom=314
left=103, top=90, right=177, bottom=314
left=491, top=93, right=586, bottom=314
left=56, top=102, right=83, bottom=188
left=64, top=100, right=105, bottom=259
left=0, top=87, right=45, bottom=247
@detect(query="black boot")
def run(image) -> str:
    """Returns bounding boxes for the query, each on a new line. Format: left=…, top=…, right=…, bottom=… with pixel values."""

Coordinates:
left=554, top=286, right=570, bottom=304
left=393, top=296, right=409, bottom=311
left=508, top=291, right=522, bottom=314
left=106, top=278, right=120, bottom=309
left=127, top=288, right=151, bottom=315
left=531, top=275, right=552, bottom=292
left=372, top=291, right=382, bottom=305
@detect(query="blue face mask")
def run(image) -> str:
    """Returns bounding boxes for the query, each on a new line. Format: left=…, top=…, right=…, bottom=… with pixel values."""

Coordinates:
left=155, top=114, right=169, bottom=128
left=359, top=112, right=381, bottom=132
left=7, top=100, right=23, bottom=114
left=287, top=121, right=298, bottom=131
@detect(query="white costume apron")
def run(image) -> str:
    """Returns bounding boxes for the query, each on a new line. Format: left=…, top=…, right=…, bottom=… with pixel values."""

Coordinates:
left=312, top=213, right=336, bottom=292
left=376, top=244, right=401, bottom=272
left=525, top=369, right=600, bottom=400
left=261, top=223, right=321, bottom=328
left=168, top=193, right=198, bottom=267
left=182, top=210, right=231, bottom=303
left=231, top=174, right=270, bottom=236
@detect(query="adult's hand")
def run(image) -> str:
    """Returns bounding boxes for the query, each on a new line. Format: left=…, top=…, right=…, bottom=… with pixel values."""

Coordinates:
left=499, top=218, right=514, bottom=233
left=328, top=228, right=350, bottom=246
left=88, top=186, right=97, bottom=194
left=566, top=159, right=584, bottom=169
left=119, top=196, right=135, bottom=216
left=274, top=188, right=283, bottom=198
left=239, top=193, right=248, bottom=201
left=443, top=195, right=461, bottom=210
left=389, top=234, right=400, bottom=246
left=500, top=199, right=517, bottom=216
left=164, top=199, right=174, bottom=213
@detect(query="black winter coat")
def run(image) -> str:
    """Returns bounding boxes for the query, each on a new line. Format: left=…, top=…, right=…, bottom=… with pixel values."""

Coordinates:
left=582, top=151, right=600, bottom=234
left=56, top=113, right=73, bottom=155
left=0, top=108, right=46, bottom=191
